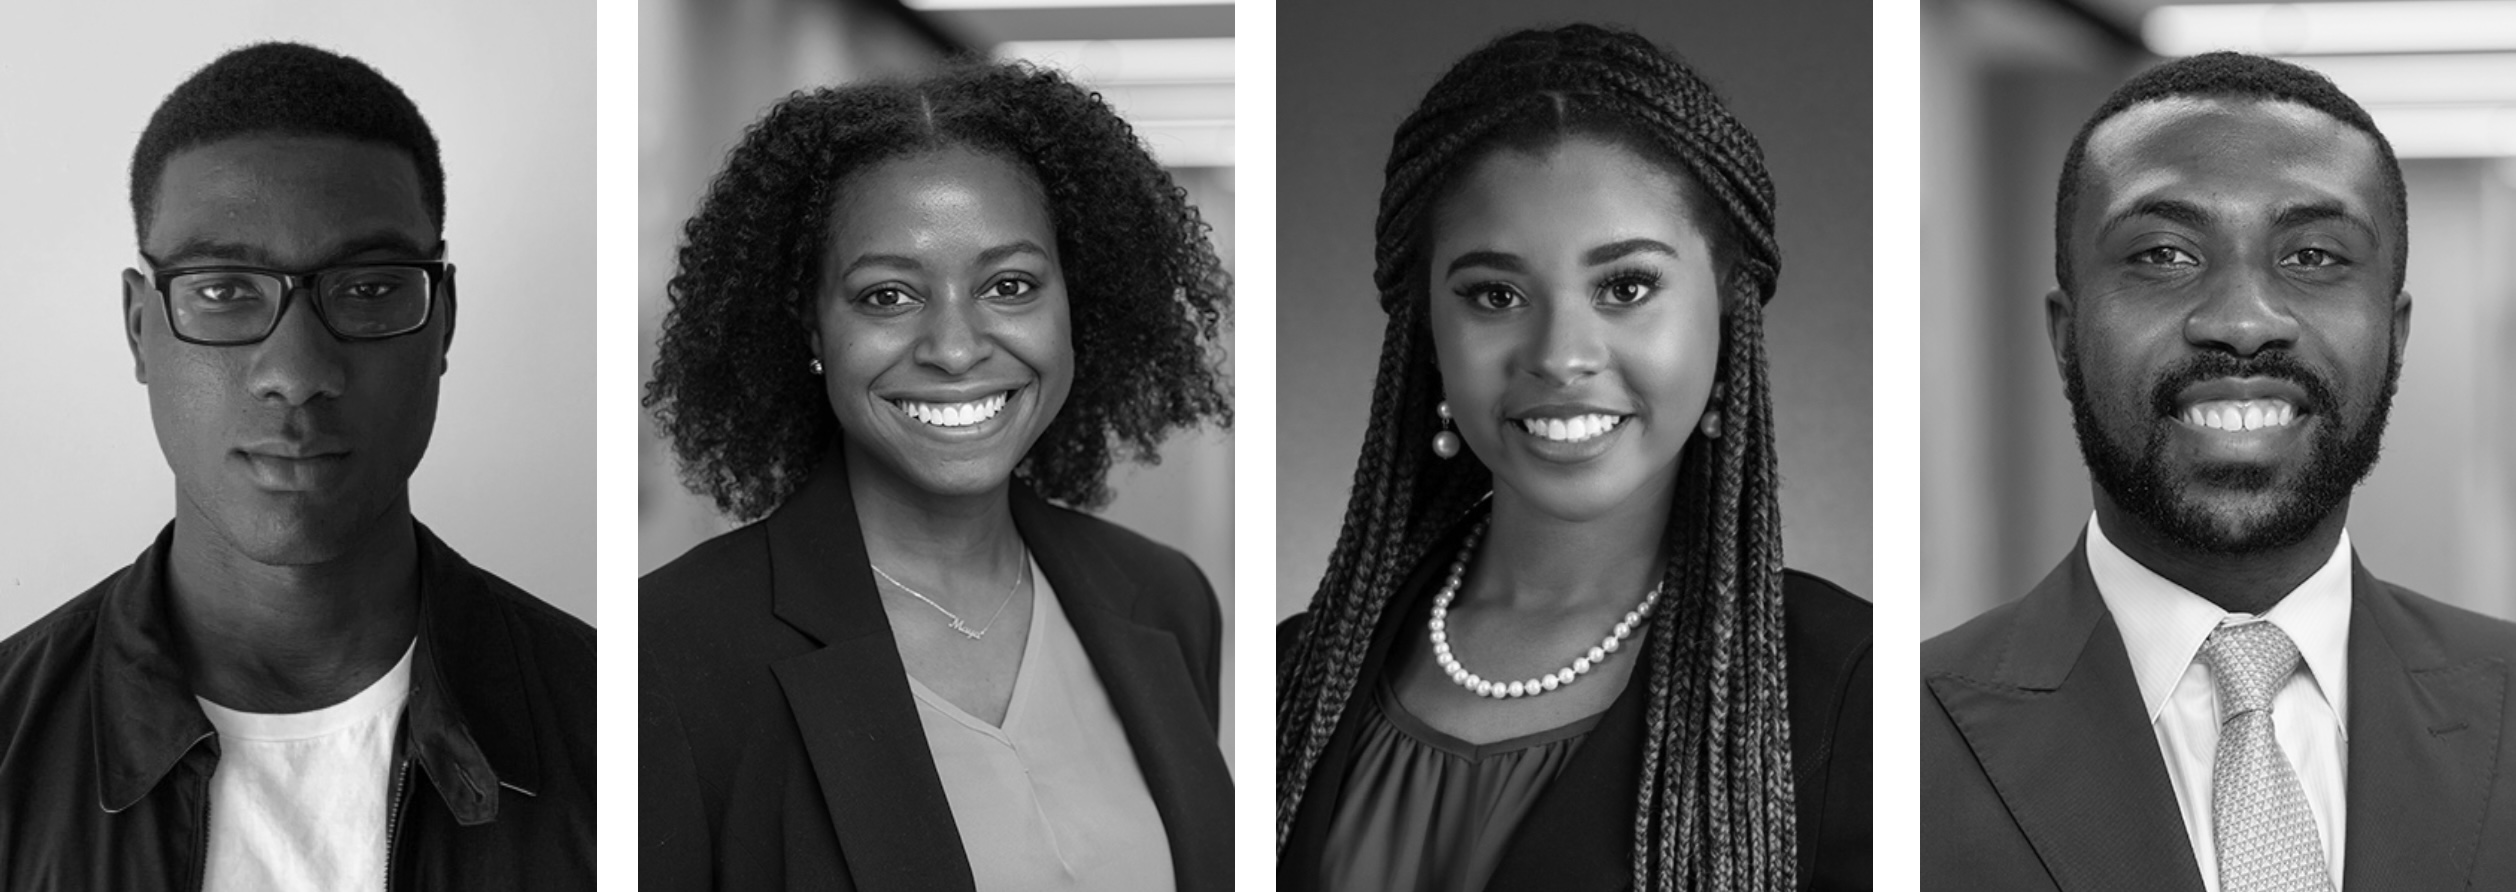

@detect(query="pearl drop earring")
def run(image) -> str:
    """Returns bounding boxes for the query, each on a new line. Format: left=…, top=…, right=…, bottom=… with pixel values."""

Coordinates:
left=1432, top=401, right=1461, bottom=459
left=1699, top=381, right=1725, bottom=439
left=808, top=357, right=825, bottom=375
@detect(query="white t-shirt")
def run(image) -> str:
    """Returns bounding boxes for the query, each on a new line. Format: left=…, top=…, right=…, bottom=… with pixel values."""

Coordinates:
left=195, top=642, right=415, bottom=892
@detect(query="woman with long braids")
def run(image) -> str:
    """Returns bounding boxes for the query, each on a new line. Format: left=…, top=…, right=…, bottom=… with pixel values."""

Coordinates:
left=641, top=62, right=1233, bottom=891
left=1277, top=25, right=1871, bottom=891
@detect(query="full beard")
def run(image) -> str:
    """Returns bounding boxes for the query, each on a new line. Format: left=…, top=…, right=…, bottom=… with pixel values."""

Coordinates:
left=2062, top=344, right=2399, bottom=555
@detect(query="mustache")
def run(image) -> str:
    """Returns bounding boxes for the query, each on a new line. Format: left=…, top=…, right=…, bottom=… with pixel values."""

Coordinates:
left=2144, top=350, right=2340, bottom=419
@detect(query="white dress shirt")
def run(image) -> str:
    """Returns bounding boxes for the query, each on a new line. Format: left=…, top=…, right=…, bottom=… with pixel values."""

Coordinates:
left=2086, top=515, right=2350, bottom=891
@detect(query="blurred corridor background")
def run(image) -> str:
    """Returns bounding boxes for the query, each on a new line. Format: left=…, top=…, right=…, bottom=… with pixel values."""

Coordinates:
left=1922, top=0, right=2516, bottom=636
left=637, top=0, right=1237, bottom=756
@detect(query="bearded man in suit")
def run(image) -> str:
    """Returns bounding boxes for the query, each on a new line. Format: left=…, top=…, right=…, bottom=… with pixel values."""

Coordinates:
left=1923, top=51, right=2516, bottom=891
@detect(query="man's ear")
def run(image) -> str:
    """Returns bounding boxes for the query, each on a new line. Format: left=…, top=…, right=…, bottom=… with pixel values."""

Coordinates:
left=123, top=268, right=151, bottom=383
left=2391, top=288, right=2413, bottom=360
left=2044, top=287, right=2075, bottom=380
left=436, top=269, right=457, bottom=375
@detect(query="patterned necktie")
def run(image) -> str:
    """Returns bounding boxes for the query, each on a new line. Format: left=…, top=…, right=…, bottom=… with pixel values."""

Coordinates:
left=2203, top=622, right=2333, bottom=892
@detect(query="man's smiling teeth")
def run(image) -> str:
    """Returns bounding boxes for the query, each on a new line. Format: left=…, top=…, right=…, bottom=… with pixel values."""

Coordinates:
left=894, top=391, right=1010, bottom=428
left=2182, top=399, right=2296, bottom=432
left=1518, top=413, right=1625, bottom=443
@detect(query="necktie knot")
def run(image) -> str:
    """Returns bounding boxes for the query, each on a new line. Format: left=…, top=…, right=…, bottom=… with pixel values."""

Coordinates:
left=2204, top=621, right=2301, bottom=720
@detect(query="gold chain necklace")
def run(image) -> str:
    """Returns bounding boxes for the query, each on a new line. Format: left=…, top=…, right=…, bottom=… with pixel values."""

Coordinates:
left=870, top=550, right=1027, bottom=641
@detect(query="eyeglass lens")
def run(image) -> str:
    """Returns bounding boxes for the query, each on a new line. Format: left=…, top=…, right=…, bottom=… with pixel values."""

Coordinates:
left=167, top=266, right=433, bottom=342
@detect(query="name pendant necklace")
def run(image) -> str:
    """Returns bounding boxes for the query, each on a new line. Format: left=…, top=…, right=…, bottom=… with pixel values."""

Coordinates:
left=871, top=550, right=1028, bottom=641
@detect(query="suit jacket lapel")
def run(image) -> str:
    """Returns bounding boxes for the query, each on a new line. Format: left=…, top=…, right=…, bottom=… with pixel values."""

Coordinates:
left=766, top=451, right=976, bottom=892
left=1014, top=488, right=1234, bottom=892
left=1926, top=539, right=2204, bottom=892
left=2340, top=558, right=2506, bottom=890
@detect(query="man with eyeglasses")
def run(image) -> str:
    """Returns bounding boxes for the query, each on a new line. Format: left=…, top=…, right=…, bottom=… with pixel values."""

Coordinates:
left=0, top=43, right=592, bottom=890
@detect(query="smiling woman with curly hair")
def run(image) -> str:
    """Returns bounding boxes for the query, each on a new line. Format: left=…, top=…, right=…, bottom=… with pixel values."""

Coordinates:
left=640, top=61, right=1233, bottom=892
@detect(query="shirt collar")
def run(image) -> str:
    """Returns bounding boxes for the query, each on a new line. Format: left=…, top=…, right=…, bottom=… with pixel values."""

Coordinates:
left=2085, top=513, right=2353, bottom=732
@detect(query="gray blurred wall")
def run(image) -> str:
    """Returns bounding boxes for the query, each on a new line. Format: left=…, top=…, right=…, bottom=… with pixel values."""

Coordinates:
left=1920, top=0, right=2516, bottom=638
left=1275, top=0, right=1875, bottom=618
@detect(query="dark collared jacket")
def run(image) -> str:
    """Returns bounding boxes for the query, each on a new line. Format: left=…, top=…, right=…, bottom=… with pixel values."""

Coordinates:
left=0, top=522, right=595, bottom=891
left=640, top=449, right=1234, bottom=892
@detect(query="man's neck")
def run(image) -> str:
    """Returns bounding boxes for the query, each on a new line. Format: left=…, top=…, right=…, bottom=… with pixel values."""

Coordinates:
left=2092, top=490, right=2348, bottom=615
left=165, top=503, right=422, bottom=714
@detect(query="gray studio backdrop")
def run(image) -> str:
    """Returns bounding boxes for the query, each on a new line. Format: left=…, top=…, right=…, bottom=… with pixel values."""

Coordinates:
left=637, top=0, right=1237, bottom=758
left=1274, top=0, right=1875, bottom=619
left=0, top=1, right=595, bottom=628
left=1922, top=0, right=2516, bottom=637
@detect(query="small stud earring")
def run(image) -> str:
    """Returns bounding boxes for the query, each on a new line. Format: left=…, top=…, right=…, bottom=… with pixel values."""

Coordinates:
left=808, top=357, right=825, bottom=375
left=1432, top=401, right=1461, bottom=459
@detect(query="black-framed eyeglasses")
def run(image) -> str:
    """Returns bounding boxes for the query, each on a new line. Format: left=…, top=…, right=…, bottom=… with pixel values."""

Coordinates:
left=138, top=251, right=453, bottom=346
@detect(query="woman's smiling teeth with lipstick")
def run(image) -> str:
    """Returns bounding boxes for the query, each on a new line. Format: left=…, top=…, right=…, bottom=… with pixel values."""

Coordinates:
left=2180, top=399, right=2297, bottom=432
left=1517, top=413, right=1628, bottom=443
left=893, top=390, right=1013, bottom=428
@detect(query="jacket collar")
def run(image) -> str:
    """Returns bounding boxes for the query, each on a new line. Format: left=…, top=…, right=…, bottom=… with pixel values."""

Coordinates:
left=1923, top=533, right=2206, bottom=892
left=93, top=521, right=538, bottom=826
left=2338, top=556, right=2505, bottom=889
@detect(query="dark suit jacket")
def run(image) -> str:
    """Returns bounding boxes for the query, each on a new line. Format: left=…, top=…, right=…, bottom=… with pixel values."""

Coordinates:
left=1922, top=535, right=2516, bottom=891
left=639, top=450, right=1233, bottom=892
left=1278, top=530, right=1873, bottom=891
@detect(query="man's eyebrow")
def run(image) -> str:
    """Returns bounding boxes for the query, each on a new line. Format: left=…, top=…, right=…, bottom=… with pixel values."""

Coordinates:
left=155, top=232, right=436, bottom=269
left=1444, top=250, right=1528, bottom=277
left=1583, top=238, right=1681, bottom=266
left=2096, top=199, right=2212, bottom=241
left=2272, top=202, right=2379, bottom=241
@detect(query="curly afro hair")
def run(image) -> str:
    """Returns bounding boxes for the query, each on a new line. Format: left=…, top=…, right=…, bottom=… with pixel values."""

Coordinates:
left=645, top=61, right=1232, bottom=521
left=131, top=42, right=444, bottom=246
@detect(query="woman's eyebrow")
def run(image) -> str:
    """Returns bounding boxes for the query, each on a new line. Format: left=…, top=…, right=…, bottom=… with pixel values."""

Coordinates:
left=1584, top=238, right=1680, bottom=265
left=839, top=253, right=923, bottom=278
left=1444, top=249, right=1526, bottom=276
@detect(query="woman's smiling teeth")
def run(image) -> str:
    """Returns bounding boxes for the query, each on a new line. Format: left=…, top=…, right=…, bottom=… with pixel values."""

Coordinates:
left=2182, top=399, right=2296, bottom=432
left=893, top=391, right=1011, bottom=428
left=1518, top=413, right=1626, bottom=443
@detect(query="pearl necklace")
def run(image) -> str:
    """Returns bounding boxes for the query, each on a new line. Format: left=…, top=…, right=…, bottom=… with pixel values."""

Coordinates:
left=1428, top=518, right=1662, bottom=700
left=870, top=551, right=1027, bottom=641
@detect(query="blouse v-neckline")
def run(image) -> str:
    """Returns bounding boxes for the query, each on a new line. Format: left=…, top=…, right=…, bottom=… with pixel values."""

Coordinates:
left=901, top=556, right=1050, bottom=738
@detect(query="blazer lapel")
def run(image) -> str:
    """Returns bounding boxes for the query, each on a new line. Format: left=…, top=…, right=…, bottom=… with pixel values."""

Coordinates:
left=2340, top=558, right=2507, bottom=890
left=1926, top=540, right=2204, bottom=892
left=766, top=452, right=976, bottom=892
left=1014, top=488, right=1234, bottom=892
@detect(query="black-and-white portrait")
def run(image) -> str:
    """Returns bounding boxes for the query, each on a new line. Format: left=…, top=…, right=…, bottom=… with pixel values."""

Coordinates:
left=0, top=3, right=596, bottom=890
left=1271, top=1, right=1873, bottom=889
left=633, top=1, right=1236, bottom=890
left=1922, top=0, right=2516, bottom=887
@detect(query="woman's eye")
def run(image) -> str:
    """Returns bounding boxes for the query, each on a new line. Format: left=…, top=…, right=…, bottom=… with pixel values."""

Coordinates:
left=2130, top=246, right=2199, bottom=267
left=1462, top=284, right=1522, bottom=311
left=860, top=287, right=915, bottom=309
left=2284, top=248, right=2346, bottom=269
left=1599, top=274, right=1659, bottom=305
left=984, top=278, right=1035, bottom=299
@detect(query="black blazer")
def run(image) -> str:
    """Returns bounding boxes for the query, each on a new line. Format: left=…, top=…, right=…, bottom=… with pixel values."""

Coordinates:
left=1277, top=533, right=1873, bottom=891
left=1922, top=534, right=2516, bottom=890
left=640, top=450, right=1233, bottom=892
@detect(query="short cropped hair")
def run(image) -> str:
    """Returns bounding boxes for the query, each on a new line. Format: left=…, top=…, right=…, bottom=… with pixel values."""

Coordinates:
left=130, top=42, right=444, bottom=246
left=2053, top=51, right=2406, bottom=294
